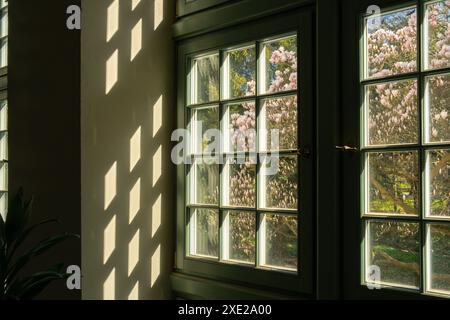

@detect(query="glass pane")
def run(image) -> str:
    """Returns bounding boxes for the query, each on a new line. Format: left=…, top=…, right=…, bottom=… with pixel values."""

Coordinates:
left=0, top=100, right=6, bottom=131
left=367, top=151, right=419, bottom=215
left=259, top=155, right=298, bottom=210
left=223, top=102, right=256, bottom=153
left=365, top=7, right=417, bottom=79
left=222, top=156, right=256, bottom=208
left=0, top=191, right=6, bottom=220
left=260, top=35, right=297, bottom=94
left=425, top=74, right=450, bottom=143
left=0, top=161, right=6, bottom=191
left=191, top=54, right=219, bottom=104
left=0, top=8, right=7, bottom=38
left=189, top=157, right=219, bottom=205
left=190, top=106, right=219, bottom=154
left=0, top=132, right=7, bottom=161
left=261, top=214, right=297, bottom=271
left=426, top=149, right=450, bottom=218
left=223, top=211, right=255, bottom=264
left=0, top=38, right=6, bottom=68
left=428, top=224, right=450, bottom=294
left=425, top=1, right=450, bottom=70
left=365, top=79, right=418, bottom=146
left=190, top=209, right=219, bottom=258
left=260, top=95, right=297, bottom=151
left=223, top=46, right=256, bottom=99
left=366, top=220, right=420, bottom=289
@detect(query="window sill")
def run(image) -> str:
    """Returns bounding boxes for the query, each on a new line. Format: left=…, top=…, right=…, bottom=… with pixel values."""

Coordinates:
left=170, top=272, right=310, bottom=300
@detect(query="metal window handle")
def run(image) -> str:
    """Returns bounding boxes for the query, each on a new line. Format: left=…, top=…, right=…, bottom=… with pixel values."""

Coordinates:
left=336, top=145, right=358, bottom=152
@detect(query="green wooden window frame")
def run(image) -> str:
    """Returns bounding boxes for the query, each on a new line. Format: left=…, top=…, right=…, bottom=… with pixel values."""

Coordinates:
left=0, top=0, right=7, bottom=220
left=359, top=0, right=450, bottom=298
left=175, top=8, right=315, bottom=295
left=177, top=0, right=234, bottom=17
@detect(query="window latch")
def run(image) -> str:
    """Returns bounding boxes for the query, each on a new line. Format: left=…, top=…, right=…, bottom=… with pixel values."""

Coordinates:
left=336, top=145, right=358, bottom=152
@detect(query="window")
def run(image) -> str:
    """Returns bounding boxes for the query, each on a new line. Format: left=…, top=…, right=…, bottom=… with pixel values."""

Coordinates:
left=0, top=0, right=7, bottom=68
left=361, top=1, right=450, bottom=296
left=0, top=0, right=6, bottom=220
left=176, top=9, right=313, bottom=294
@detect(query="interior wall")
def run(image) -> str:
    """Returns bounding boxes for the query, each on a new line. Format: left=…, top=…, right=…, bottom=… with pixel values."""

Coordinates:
left=81, top=0, right=175, bottom=299
left=8, top=0, right=81, bottom=300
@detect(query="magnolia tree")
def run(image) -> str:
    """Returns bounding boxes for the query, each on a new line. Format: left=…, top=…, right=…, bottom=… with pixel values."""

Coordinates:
left=367, top=3, right=450, bottom=288
left=225, top=39, right=298, bottom=267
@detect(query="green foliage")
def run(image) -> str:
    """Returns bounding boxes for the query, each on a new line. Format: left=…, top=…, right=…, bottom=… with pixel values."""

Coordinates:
left=0, top=188, right=79, bottom=300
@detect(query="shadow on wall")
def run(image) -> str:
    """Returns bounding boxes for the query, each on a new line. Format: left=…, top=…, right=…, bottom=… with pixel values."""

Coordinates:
left=81, top=0, right=175, bottom=300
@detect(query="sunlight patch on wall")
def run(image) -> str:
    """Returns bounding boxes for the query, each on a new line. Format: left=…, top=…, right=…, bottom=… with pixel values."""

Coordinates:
left=128, top=281, right=139, bottom=300
left=106, top=0, right=119, bottom=42
left=131, top=0, right=141, bottom=11
left=130, top=126, right=141, bottom=172
left=106, top=49, right=118, bottom=94
left=104, top=161, right=117, bottom=210
left=152, top=194, right=162, bottom=238
left=152, top=146, right=162, bottom=187
left=103, top=215, right=116, bottom=264
left=131, top=19, right=142, bottom=61
left=103, top=268, right=115, bottom=300
left=128, top=229, right=140, bottom=276
left=150, top=245, right=161, bottom=288
left=129, top=178, right=141, bottom=223
left=153, top=95, right=163, bottom=138
left=154, top=0, right=163, bottom=31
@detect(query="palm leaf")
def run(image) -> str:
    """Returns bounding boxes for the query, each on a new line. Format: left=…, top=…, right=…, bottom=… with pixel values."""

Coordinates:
left=7, top=219, right=58, bottom=260
left=6, top=233, right=79, bottom=284
left=5, top=188, right=34, bottom=245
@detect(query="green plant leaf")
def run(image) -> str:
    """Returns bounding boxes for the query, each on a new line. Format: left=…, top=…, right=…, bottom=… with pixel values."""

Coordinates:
left=7, top=219, right=58, bottom=261
left=0, top=212, right=5, bottom=249
left=0, top=243, right=6, bottom=298
left=6, top=233, right=79, bottom=284
left=13, top=271, right=66, bottom=300
left=5, top=188, right=34, bottom=245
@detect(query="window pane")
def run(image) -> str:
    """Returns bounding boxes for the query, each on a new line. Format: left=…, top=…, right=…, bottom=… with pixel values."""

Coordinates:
left=426, top=149, right=450, bottom=218
left=0, top=38, right=6, bottom=68
left=0, top=162, right=6, bottom=191
left=223, top=211, right=255, bottom=264
left=365, top=79, right=418, bottom=146
left=261, top=214, right=297, bottom=271
left=428, top=224, right=450, bottom=294
left=190, top=106, right=219, bottom=154
left=222, top=156, right=256, bottom=208
left=365, top=7, right=417, bottom=79
left=191, top=54, right=219, bottom=104
left=425, top=74, right=450, bottom=143
left=425, top=1, right=450, bottom=70
left=259, top=155, right=298, bottom=210
left=260, top=95, right=297, bottom=151
left=260, top=35, right=297, bottom=94
left=223, top=101, right=256, bottom=153
left=223, top=46, right=256, bottom=99
left=0, top=132, right=7, bottom=161
left=189, top=157, right=219, bottom=205
left=0, top=8, right=7, bottom=38
left=366, top=220, right=420, bottom=289
left=367, top=151, right=419, bottom=215
left=0, top=100, right=7, bottom=131
left=0, top=191, right=6, bottom=220
left=190, top=209, right=219, bottom=258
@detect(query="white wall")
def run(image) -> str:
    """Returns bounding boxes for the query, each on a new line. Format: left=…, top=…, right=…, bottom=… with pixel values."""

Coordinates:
left=81, top=0, right=175, bottom=300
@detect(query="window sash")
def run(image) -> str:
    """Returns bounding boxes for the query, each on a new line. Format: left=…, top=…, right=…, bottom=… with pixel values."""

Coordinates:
left=176, top=8, right=314, bottom=295
left=360, top=0, right=450, bottom=297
